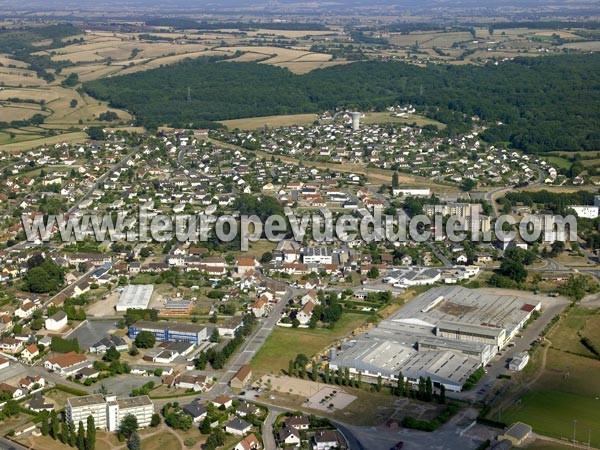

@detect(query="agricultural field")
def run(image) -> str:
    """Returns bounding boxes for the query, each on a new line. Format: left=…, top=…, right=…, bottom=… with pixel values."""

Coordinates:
left=221, top=113, right=319, bottom=130
left=561, top=41, right=600, bottom=50
left=0, top=103, right=48, bottom=121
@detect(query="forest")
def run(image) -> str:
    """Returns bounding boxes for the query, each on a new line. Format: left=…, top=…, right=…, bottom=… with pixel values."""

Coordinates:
left=83, top=53, right=600, bottom=153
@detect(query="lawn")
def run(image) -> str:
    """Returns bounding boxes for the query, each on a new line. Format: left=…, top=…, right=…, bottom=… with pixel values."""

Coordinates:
left=141, top=430, right=182, bottom=450
left=525, top=440, right=580, bottom=450
left=251, top=313, right=368, bottom=375
left=501, top=391, right=600, bottom=447
left=548, top=307, right=597, bottom=358
left=546, top=156, right=572, bottom=171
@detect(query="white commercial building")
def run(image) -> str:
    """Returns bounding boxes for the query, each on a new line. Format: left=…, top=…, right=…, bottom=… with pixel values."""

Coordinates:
left=67, top=394, right=154, bottom=432
left=392, top=187, right=431, bottom=197
left=115, top=285, right=154, bottom=312
left=571, top=205, right=599, bottom=219
left=509, top=352, right=530, bottom=371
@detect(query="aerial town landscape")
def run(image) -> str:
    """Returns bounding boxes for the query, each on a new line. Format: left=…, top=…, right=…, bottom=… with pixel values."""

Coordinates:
left=1, top=0, right=600, bottom=449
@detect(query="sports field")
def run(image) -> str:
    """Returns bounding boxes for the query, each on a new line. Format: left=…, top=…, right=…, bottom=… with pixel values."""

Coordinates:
left=501, top=390, right=600, bottom=447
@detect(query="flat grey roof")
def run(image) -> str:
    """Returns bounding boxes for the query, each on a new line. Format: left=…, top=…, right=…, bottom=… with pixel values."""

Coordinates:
left=117, top=285, right=153, bottom=310
left=117, top=395, right=153, bottom=409
left=68, top=394, right=105, bottom=408
left=133, top=320, right=206, bottom=334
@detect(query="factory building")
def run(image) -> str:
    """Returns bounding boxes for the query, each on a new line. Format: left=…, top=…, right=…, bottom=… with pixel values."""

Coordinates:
left=329, top=286, right=541, bottom=392
left=115, top=285, right=153, bottom=312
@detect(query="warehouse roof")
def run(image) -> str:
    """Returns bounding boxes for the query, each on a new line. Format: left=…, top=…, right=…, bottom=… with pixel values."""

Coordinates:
left=116, top=285, right=153, bottom=311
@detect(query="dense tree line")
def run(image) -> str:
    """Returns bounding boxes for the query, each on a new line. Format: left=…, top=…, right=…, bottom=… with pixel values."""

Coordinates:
left=194, top=314, right=256, bottom=370
left=84, top=54, right=600, bottom=152
left=501, top=189, right=596, bottom=215
left=50, top=336, right=80, bottom=353
left=145, top=18, right=329, bottom=31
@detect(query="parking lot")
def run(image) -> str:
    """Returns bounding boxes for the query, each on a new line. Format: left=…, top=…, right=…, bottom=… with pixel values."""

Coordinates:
left=66, top=320, right=120, bottom=350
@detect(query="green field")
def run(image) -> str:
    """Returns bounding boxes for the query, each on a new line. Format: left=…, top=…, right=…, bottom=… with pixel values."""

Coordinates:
left=251, top=313, right=368, bottom=375
left=545, top=156, right=572, bottom=171
left=525, top=441, right=580, bottom=450
left=361, top=112, right=446, bottom=129
left=501, top=391, right=600, bottom=447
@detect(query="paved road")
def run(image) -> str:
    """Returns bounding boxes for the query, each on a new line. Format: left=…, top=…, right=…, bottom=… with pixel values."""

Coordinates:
left=426, top=241, right=452, bottom=266
left=262, top=410, right=278, bottom=450
left=207, top=285, right=299, bottom=400
left=0, top=436, right=29, bottom=450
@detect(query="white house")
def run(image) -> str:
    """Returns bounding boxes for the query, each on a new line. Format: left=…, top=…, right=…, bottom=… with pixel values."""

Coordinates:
left=44, top=352, right=91, bottom=376
left=225, top=418, right=252, bottom=436
left=15, top=301, right=38, bottom=319
left=297, top=301, right=316, bottom=326
left=45, top=311, right=68, bottom=332
left=313, top=430, right=341, bottom=450
left=0, top=383, right=23, bottom=399
left=21, top=344, right=40, bottom=362
left=279, top=427, right=301, bottom=446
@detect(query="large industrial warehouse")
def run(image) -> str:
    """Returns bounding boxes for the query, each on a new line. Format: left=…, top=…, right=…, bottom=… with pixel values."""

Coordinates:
left=115, top=284, right=154, bottom=312
left=329, top=286, right=541, bottom=392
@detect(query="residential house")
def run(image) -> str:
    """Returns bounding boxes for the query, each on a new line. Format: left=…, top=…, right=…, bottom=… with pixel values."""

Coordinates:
left=313, top=430, right=343, bottom=450
left=235, top=401, right=260, bottom=418
left=183, top=400, right=207, bottom=423
left=286, top=417, right=310, bottom=430
left=0, top=338, right=23, bottom=354
left=234, top=434, right=261, bottom=450
left=15, top=301, right=38, bottom=319
left=89, top=335, right=128, bottom=354
left=225, top=418, right=252, bottom=436
left=250, top=298, right=267, bottom=318
left=175, top=374, right=209, bottom=392
left=279, top=427, right=301, bottom=446
left=211, top=395, right=233, bottom=409
left=0, top=383, right=23, bottom=399
left=237, top=256, right=258, bottom=276
left=19, top=375, right=45, bottom=391
left=21, top=344, right=39, bottom=362
left=297, top=301, right=316, bottom=326
left=29, top=393, right=54, bottom=412
left=0, top=315, right=13, bottom=333
left=230, top=365, right=252, bottom=390
left=44, top=352, right=91, bottom=376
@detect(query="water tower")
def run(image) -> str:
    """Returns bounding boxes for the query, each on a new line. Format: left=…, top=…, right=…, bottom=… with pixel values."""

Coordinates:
left=349, top=112, right=361, bottom=131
